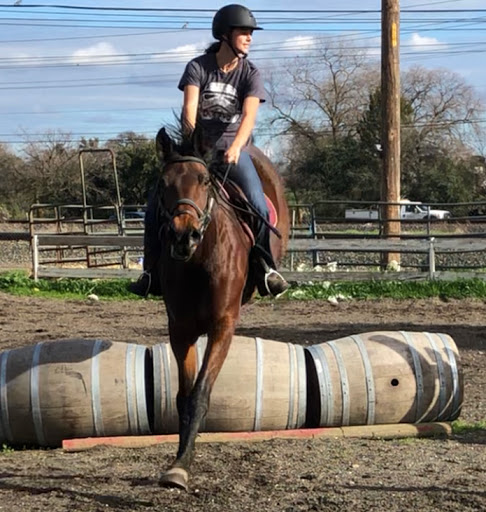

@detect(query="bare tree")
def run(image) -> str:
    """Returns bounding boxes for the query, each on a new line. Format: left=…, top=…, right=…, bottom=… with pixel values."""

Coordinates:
left=20, top=131, right=80, bottom=205
left=402, top=65, right=485, bottom=153
left=265, top=38, right=378, bottom=143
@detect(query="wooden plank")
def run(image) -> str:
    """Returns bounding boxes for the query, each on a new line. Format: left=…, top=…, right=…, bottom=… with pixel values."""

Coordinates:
left=37, top=235, right=431, bottom=252
left=34, top=267, right=486, bottom=283
left=283, top=271, right=430, bottom=282
left=37, top=234, right=144, bottom=247
left=62, top=422, right=452, bottom=452
left=291, top=237, right=486, bottom=253
left=287, top=270, right=486, bottom=282
left=34, top=234, right=486, bottom=254
left=0, top=231, right=30, bottom=241
left=433, top=237, right=486, bottom=253
left=37, top=267, right=141, bottom=280
left=288, top=238, right=429, bottom=253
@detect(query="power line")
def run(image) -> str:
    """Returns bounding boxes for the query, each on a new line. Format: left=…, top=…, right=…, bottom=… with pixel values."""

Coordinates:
left=2, top=39, right=486, bottom=89
left=1, top=16, right=485, bottom=28
left=3, top=106, right=179, bottom=115
left=0, top=14, right=484, bottom=47
left=2, top=5, right=486, bottom=13
left=2, top=42, right=486, bottom=74
left=1, top=30, right=486, bottom=63
left=3, top=116, right=486, bottom=139
left=0, top=28, right=189, bottom=44
left=3, top=13, right=486, bottom=22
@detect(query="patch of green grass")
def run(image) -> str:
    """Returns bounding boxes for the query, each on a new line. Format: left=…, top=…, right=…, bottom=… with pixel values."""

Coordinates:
left=3, top=269, right=486, bottom=302
left=394, top=437, right=418, bottom=445
left=451, top=419, right=486, bottom=434
left=0, top=270, right=147, bottom=301
left=0, top=444, right=14, bottom=454
left=286, top=278, right=486, bottom=301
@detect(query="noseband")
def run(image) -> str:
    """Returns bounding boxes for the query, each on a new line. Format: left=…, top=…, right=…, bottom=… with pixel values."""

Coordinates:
left=162, top=156, right=215, bottom=236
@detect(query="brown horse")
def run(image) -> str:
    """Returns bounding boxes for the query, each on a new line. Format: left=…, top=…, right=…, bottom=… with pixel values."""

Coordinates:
left=154, top=127, right=289, bottom=489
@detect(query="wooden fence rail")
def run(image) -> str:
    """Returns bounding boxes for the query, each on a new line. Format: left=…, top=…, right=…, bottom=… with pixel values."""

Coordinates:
left=29, top=233, right=486, bottom=282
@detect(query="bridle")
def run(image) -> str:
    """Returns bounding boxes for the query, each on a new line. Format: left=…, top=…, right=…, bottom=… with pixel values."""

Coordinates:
left=160, top=155, right=215, bottom=239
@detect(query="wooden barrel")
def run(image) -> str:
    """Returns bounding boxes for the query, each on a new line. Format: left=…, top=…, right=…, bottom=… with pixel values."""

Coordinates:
left=153, top=336, right=307, bottom=433
left=0, top=339, right=152, bottom=447
left=305, top=331, right=463, bottom=427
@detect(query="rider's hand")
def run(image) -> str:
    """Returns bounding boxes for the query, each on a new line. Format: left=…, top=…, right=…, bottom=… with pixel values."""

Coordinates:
left=224, top=144, right=241, bottom=165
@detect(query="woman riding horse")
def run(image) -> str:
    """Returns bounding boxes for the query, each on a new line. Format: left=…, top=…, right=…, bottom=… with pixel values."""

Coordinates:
left=130, top=3, right=288, bottom=298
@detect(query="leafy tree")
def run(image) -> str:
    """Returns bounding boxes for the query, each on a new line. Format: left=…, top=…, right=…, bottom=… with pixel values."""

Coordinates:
left=0, top=131, right=160, bottom=216
left=285, top=134, right=379, bottom=216
left=0, top=144, right=26, bottom=216
left=106, top=132, right=159, bottom=205
left=403, top=148, right=478, bottom=204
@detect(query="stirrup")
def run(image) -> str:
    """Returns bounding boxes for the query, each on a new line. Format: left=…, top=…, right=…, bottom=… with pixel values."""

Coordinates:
left=264, top=268, right=289, bottom=298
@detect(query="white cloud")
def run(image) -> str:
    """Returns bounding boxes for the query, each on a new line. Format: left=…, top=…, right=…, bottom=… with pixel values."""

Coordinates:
left=7, top=50, right=31, bottom=60
left=408, top=33, right=448, bottom=52
left=152, top=43, right=203, bottom=63
left=70, top=42, right=129, bottom=65
left=2, top=48, right=37, bottom=66
left=367, top=36, right=381, bottom=58
left=281, top=36, right=316, bottom=52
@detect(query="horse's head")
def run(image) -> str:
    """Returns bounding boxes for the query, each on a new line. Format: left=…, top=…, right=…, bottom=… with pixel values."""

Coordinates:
left=156, top=127, right=214, bottom=262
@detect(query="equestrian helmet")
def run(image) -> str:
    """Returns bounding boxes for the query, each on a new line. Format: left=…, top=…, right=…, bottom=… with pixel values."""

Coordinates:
left=212, top=4, right=262, bottom=40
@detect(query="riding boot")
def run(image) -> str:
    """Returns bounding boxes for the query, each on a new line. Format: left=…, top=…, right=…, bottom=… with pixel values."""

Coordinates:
left=128, top=200, right=163, bottom=297
left=128, top=245, right=162, bottom=297
left=253, top=228, right=289, bottom=298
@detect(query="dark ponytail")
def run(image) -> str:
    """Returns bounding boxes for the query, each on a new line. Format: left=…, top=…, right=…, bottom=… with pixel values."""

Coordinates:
left=204, top=41, right=222, bottom=54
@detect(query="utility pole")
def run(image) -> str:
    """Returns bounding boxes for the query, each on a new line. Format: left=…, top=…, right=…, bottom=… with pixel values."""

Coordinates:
left=381, top=0, right=401, bottom=267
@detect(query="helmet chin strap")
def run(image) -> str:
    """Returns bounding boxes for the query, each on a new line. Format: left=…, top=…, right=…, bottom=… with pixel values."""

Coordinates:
left=222, top=36, right=247, bottom=59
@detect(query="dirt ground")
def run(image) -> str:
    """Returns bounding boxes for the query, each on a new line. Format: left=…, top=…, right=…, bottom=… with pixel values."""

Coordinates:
left=0, top=293, right=484, bottom=511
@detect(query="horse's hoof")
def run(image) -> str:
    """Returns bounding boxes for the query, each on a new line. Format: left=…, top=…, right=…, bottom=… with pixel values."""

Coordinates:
left=159, top=468, right=189, bottom=490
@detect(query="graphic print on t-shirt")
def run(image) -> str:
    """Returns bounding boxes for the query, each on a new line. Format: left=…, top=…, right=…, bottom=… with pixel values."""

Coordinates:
left=199, top=81, right=241, bottom=124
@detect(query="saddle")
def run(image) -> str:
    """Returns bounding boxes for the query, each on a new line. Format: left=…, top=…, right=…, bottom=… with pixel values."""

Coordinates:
left=212, top=174, right=279, bottom=246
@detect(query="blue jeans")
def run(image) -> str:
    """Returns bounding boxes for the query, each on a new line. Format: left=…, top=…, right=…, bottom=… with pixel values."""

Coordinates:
left=224, top=150, right=269, bottom=245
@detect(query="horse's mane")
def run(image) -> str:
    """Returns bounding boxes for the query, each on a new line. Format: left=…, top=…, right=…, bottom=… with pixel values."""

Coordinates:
left=163, top=119, right=209, bottom=163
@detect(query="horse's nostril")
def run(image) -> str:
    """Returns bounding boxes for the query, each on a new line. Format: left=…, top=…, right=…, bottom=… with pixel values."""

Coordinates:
left=190, top=229, right=202, bottom=244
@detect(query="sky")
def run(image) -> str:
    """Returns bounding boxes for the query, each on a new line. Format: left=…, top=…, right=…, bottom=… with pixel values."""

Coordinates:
left=1, top=0, right=486, bottom=155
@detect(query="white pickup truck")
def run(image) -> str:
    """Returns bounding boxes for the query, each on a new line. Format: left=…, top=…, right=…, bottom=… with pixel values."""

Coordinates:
left=345, top=201, right=451, bottom=221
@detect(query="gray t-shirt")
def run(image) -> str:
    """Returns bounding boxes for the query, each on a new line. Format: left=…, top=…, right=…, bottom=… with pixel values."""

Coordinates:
left=178, top=53, right=265, bottom=150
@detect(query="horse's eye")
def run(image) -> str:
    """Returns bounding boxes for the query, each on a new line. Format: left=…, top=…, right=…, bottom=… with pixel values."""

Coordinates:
left=198, top=173, right=210, bottom=186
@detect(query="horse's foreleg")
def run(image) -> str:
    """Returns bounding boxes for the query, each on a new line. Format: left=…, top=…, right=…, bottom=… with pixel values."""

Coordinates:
left=160, top=315, right=236, bottom=490
left=159, top=338, right=198, bottom=490
left=175, top=343, right=199, bottom=458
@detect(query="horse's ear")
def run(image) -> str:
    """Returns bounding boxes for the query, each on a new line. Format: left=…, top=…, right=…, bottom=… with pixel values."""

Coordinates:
left=155, top=127, right=173, bottom=161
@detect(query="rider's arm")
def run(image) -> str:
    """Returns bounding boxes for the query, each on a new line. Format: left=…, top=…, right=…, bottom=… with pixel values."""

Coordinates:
left=225, top=96, right=260, bottom=164
left=182, top=85, right=200, bottom=134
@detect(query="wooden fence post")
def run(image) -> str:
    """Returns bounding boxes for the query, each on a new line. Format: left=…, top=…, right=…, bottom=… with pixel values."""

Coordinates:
left=428, top=237, right=436, bottom=280
left=32, top=235, right=39, bottom=282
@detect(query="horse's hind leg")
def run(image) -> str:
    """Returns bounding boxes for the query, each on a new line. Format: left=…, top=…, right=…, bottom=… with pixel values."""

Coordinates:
left=159, top=315, right=236, bottom=490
